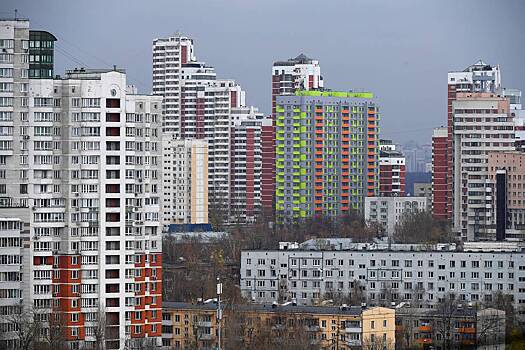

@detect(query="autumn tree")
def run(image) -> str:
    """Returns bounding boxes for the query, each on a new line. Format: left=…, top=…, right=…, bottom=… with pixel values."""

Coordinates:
left=394, top=211, right=454, bottom=244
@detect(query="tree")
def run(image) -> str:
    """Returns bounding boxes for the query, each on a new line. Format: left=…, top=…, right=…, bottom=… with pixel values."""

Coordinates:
left=433, top=293, right=461, bottom=350
left=2, top=305, right=43, bottom=350
left=394, top=211, right=454, bottom=244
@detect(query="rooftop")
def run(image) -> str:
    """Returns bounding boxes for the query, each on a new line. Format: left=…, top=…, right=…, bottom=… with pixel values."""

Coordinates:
left=295, top=90, right=374, bottom=99
left=273, top=53, right=317, bottom=66
left=163, top=301, right=379, bottom=316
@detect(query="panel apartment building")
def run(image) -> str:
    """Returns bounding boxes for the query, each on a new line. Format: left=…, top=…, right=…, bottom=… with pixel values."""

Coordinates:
left=240, top=241, right=525, bottom=312
left=153, top=33, right=270, bottom=223
left=275, top=90, right=380, bottom=222
left=452, top=92, right=515, bottom=241
left=1, top=18, right=163, bottom=350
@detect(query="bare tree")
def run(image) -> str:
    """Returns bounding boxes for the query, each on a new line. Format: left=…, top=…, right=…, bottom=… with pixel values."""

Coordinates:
left=433, top=293, right=460, bottom=350
left=2, top=305, right=44, bottom=350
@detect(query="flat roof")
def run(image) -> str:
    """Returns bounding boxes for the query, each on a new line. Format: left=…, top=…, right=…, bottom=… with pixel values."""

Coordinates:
left=163, top=301, right=377, bottom=316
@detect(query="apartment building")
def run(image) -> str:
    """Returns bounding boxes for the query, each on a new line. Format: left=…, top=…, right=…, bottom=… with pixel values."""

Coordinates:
left=162, top=137, right=208, bottom=228
left=364, top=196, right=428, bottom=236
left=0, top=21, right=164, bottom=348
left=0, top=218, right=23, bottom=349
left=396, top=306, right=505, bottom=350
left=487, top=151, right=525, bottom=241
left=443, top=60, right=502, bottom=221
left=229, top=107, right=270, bottom=222
left=275, top=90, right=379, bottom=222
left=152, top=33, right=195, bottom=135
left=162, top=301, right=395, bottom=350
left=378, top=140, right=406, bottom=197
left=452, top=92, right=515, bottom=240
left=271, top=54, right=323, bottom=117
left=432, top=127, right=448, bottom=220
left=262, top=54, right=324, bottom=216
left=153, top=33, right=268, bottom=223
left=240, top=242, right=525, bottom=312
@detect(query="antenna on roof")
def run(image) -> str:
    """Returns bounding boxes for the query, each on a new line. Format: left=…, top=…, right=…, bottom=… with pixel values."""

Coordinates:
left=14, top=9, right=18, bottom=20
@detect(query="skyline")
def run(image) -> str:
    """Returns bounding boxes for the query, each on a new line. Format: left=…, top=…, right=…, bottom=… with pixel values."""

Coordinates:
left=2, top=0, right=525, bottom=144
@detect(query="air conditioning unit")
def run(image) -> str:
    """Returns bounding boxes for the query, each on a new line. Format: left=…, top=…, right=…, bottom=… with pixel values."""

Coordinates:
left=23, top=135, right=29, bottom=139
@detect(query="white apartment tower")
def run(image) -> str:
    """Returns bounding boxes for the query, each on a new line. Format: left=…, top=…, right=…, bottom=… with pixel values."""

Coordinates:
left=153, top=34, right=271, bottom=224
left=1, top=20, right=164, bottom=348
left=452, top=92, right=515, bottom=241
left=162, top=137, right=208, bottom=227
left=152, top=33, right=195, bottom=135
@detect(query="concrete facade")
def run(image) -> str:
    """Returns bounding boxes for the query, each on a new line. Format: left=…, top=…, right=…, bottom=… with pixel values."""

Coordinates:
left=364, top=196, right=428, bottom=236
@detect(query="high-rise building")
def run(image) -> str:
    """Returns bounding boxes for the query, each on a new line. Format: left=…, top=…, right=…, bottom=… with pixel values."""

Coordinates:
left=271, top=54, right=323, bottom=117
left=487, top=152, right=525, bottom=241
left=431, top=127, right=448, bottom=220
left=452, top=92, right=514, bottom=241
left=275, top=90, right=379, bottom=222
left=0, top=218, right=23, bottom=349
left=262, top=55, right=324, bottom=217
left=153, top=34, right=268, bottom=223
left=378, top=139, right=405, bottom=197
left=0, top=20, right=164, bottom=347
left=152, top=33, right=195, bottom=135
left=162, top=138, right=208, bottom=228
left=446, top=61, right=502, bottom=221
left=229, top=107, right=271, bottom=222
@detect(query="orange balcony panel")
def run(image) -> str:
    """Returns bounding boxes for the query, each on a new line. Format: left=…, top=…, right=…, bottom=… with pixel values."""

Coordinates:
left=341, top=200, right=349, bottom=204
left=368, top=152, right=375, bottom=156
left=315, top=130, right=323, bottom=135
left=315, top=108, right=323, bottom=112
left=315, top=123, right=324, bottom=127
left=367, top=116, right=375, bottom=122
left=342, top=151, right=349, bottom=156
left=315, top=115, right=323, bottom=121
left=367, top=165, right=374, bottom=169
left=342, top=138, right=350, bottom=142
left=315, top=165, right=323, bottom=169
left=369, top=138, right=376, bottom=142
left=315, top=171, right=323, bottom=176
left=341, top=145, right=349, bottom=149
left=419, top=325, right=432, bottom=332
left=315, top=186, right=323, bottom=190
left=342, top=172, right=349, bottom=176
left=315, top=157, right=323, bottom=162
left=367, top=110, right=375, bottom=115
left=314, top=200, right=323, bottom=204
left=416, top=339, right=433, bottom=345
left=315, top=150, right=323, bottom=155
left=368, top=185, right=374, bottom=190
left=342, top=165, right=349, bottom=170
left=458, top=327, right=476, bottom=334
left=342, top=109, right=349, bottom=113
left=341, top=206, right=349, bottom=211
left=342, top=186, right=349, bottom=190
left=342, top=130, right=349, bottom=135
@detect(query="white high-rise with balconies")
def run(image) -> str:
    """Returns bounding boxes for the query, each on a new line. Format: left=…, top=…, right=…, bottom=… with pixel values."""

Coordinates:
left=0, top=21, right=164, bottom=348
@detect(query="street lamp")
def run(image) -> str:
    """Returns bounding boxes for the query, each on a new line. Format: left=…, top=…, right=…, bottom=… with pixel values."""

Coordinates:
left=216, top=277, right=223, bottom=350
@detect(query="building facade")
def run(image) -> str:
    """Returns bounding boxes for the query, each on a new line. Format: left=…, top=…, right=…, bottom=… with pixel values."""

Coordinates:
left=395, top=306, right=505, bottom=350
left=0, top=218, right=23, bottom=349
left=275, top=91, right=379, bottom=222
left=446, top=61, right=502, bottom=222
left=162, top=302, right=395, bottom=350
left=240, top=242, right=525, bottom=312
left=432, top=127, right=448, bottom=220
left=162, top=138, right=208, bottom=228
left=364, top=196, right=428, bottom=236
left=261, top=54, right=324, bottom=217
left=452, top=92, right=515, bottom=241
left=378, top=140, right=405, bottom=197
left=0, top=23, right=164, bottom=348
left=487, top=151, right=525, bottom=241
left=229, top=107, right=270, bottom=222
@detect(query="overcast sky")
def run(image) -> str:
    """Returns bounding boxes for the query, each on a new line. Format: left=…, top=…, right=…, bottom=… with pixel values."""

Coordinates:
left=3, top=0, right=524, bottom=144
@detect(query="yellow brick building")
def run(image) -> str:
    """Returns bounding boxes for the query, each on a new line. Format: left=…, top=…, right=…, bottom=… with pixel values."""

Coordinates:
left=162, top=302, right=395, bottom=349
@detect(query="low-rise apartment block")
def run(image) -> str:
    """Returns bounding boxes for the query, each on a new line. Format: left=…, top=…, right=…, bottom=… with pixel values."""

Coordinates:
left=396, top=306, right=505, bottom=350
left=162, top=301, right=395, bottom=350
left=240, top=241, right=525, bottom=312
